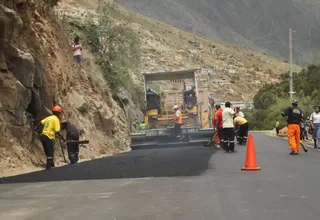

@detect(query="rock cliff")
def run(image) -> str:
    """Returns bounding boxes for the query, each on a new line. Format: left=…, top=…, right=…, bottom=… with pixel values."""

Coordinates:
left=0, top=0, right=142, bottom=175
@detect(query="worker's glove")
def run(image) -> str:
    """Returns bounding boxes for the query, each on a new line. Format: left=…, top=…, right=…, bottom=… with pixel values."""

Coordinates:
left=281, top=112, right=285, bottom=117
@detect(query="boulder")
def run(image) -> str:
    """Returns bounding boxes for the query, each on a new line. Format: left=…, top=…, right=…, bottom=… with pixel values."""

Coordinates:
left=0, top=72, right=20, bottom=111
left=93, top=108, right=115, bottom=136
left=68, top=91, right=88, bottom=112
left=0, top=5, right=23, bottom=71
left=8, top=51, right=35, bottom=88
left=0, top=5, right=23, bottom=47
left=0, top=73, right=31, bottom=126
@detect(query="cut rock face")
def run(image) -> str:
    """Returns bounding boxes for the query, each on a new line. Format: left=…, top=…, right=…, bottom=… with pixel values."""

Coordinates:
left=8, top=51, right=35, bottom=88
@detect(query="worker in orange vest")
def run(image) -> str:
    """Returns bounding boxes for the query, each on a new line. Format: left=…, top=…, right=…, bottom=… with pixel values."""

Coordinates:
left=173, top=105, right=183, bottom=137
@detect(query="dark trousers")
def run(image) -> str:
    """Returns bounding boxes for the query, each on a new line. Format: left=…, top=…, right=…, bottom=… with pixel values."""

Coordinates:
left=276, top=127, right=280, bottom=135
left=222, top=128, right=235, bottom=152
left=238, top=123, right=249, bottom=145
left=40, top=135, right=55, bottom=168
left=217, top=128, right=223, bottom=141
left=174, top=123, right=182, bottom=137
left=67, top=132, right=80, bottom=164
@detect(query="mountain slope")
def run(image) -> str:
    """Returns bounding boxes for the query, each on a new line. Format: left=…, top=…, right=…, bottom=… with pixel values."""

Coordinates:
left=120, top=0, right=320, bottom=65
left=57, top=0, right=301, bottom=102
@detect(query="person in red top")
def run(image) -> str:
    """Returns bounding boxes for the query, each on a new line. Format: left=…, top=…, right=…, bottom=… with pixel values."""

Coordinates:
left=214, top=104, right=223, bottom=148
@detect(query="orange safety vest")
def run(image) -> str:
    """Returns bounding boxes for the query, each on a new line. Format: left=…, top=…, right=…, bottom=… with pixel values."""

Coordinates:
left=173, top=110, right=183, bottom=124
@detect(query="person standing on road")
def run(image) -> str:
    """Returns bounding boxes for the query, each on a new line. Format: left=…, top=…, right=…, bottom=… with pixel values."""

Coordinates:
left=281, top=100, right=303, bottom=155
left=310, top=106, right=320, bottom=149
left=234, top=116, right=249, bottom=145
left=139, top=121, right=148, bottom=133
left=275, top=120, right=280, bottom=135
left=235, top=107, right=245, bottom=118
left=213, top=104, right=223, bottom=148
left=305, top=117, right=311, bottom=140
left=36, top=106, right=62, bottom=169
left=222, top=101, right=236, bottom=153
left=173, top=105, right=183, bottom=137
left=300, top=121, right=306, bottom=141
left=60, top=120, right=81, bottom=164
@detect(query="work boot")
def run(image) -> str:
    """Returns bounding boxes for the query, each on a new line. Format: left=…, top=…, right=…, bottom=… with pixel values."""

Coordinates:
left=289, top=152, right=299, bottom=155
left=45, top=159, right=55, bottom=169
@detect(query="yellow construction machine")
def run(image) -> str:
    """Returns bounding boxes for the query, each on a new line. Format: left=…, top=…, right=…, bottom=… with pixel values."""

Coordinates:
left=131, top=69, right=214, bottom=149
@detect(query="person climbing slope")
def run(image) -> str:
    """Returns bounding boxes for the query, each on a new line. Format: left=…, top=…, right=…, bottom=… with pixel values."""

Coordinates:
left=72, top=36, right=82, bottom=64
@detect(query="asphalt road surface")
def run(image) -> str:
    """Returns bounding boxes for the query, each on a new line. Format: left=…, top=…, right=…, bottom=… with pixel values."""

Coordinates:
left=1, top=132, right=320, bottom=220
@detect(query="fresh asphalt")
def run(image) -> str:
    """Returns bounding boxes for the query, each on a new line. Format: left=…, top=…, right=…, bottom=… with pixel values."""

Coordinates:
left=1, top=132, right=320, bottom=220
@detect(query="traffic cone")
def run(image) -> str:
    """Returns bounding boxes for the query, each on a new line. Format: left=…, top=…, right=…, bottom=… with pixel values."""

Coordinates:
left=242, top=133, right=261, bottom=171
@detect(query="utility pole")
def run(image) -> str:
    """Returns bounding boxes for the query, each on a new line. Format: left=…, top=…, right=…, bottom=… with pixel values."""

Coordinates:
left=289, top=28, right=295, bottom=99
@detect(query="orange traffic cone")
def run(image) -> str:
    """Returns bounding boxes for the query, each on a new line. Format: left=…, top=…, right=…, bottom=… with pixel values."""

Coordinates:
left=242, top=133, right=261, bottom=171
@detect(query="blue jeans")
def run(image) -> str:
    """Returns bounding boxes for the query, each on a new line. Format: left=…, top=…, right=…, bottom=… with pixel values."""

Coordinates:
left=73, top=55, right=81, bottom=63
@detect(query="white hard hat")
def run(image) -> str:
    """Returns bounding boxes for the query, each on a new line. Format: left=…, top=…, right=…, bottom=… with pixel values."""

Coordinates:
left=173, top=105, right=179, bottom=110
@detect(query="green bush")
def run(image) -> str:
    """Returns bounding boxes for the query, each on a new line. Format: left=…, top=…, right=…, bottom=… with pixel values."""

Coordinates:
left=84, top=2, right=141, bottom=94
left=249, top=64, right=320, bottom=130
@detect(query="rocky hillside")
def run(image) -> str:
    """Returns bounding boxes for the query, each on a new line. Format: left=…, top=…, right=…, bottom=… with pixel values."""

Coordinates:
left=57, top=0, right=300, bottom=102
left=0, top=0, right=142, bottom=176
left=120, top=0, right=320, bottom=65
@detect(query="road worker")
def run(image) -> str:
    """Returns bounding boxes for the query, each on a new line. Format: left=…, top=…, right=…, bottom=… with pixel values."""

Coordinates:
left=281, top=100, right=304, bottom=155
left=213, top=104, right=223, bottom=148
left=37, top=105, right=62, bottom=169
left=234, top=116, right=249, bottom=145
left=222, top=101, right=236, bottom=152
left=173, top=105, right=183, bottom=137
left=235, top=106, right=245, bottom=118
left=139, top=121, right=148, bottom=132
left=60, top=120, right=81, bottom=164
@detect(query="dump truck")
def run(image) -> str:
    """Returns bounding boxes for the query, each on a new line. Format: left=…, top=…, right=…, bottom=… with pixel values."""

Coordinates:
left=130, top=69, right=214, bottom=149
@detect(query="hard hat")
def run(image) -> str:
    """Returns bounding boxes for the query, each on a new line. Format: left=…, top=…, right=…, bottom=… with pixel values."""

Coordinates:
left=292, top=100, right=298, bottom=106
left=52, top=105, right=62, bottom=113
left=173, top=105, right=179, bottom=110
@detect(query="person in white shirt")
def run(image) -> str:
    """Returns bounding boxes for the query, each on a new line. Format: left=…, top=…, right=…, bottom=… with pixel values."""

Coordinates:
left=222, top=101, right=236, bottom=152
left=310, top=106, right=320, bottom=149
left=72, top=36, right=82, bottom=64
left=235, top=107, right=245, bottom=118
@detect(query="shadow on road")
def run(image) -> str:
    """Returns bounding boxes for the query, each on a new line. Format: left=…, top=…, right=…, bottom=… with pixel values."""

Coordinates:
left=0, top=146, right=216, bottom=184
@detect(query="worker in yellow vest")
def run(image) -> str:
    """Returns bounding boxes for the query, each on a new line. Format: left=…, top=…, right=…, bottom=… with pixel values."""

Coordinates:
left=37, top=105, right=62, bottom=169
left=234, top=116, right=249, bottom=145
left=173, top=105, right=183, bottom=137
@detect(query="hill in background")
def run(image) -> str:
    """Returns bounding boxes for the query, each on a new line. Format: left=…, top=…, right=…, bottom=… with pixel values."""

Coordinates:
left=120, top=0, right=320, bottom=65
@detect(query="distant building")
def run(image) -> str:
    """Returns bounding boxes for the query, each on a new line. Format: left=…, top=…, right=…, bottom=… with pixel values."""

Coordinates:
left=219, top=101, right=254, bottom=110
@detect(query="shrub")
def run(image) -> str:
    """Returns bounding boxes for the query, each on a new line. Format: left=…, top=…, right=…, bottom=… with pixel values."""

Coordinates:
left=249, top=64, right=320, bottom=130
left=84, top=2, right=141, bottom=94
